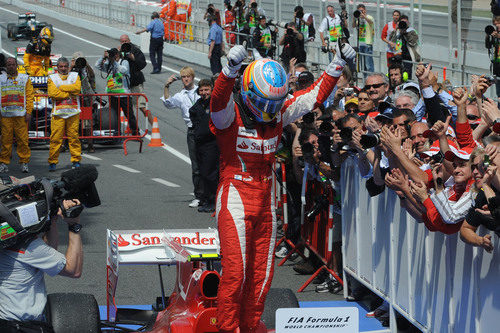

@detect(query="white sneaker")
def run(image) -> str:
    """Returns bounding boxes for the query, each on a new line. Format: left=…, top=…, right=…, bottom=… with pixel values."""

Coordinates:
left=20, top=163, right=29, bottom=173
left=189, top=199, right=200, bottom=208
left=0, top=163, right=8, bottom=173
left=275, top=246, right=288, bottom=258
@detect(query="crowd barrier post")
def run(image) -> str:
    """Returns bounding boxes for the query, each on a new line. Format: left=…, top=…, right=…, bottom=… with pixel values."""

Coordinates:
left=274, top=161, right=297, bottom=255
left=277, top=163, right=310, bottom=267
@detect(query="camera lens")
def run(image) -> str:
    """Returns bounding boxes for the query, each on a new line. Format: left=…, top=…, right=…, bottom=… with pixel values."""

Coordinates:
left=339, top=127, right=353, bottom=142
left=360, top=133, right=381, bottom=149
left=485, top=25, right=496, bottom=35
left=398, top=21, right=408, bottom=30
left=353, top=10, right=361, bottom=18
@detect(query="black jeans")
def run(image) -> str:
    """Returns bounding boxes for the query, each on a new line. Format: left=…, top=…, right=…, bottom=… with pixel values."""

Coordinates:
left=110, top=96, right=139, bottom=135
left=187, top=128, right=203, bottom=200
left=210, top=44, right=223, bottom=75
left=149, top=37, right=164, bottom=72
left=196, top=140, right=219, bottom=204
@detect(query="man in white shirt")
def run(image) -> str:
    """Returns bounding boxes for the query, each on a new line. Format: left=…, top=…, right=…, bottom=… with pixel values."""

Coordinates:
left=318, top=5, right=344, bottom=62
left=162, top=66, right=202, bottom=207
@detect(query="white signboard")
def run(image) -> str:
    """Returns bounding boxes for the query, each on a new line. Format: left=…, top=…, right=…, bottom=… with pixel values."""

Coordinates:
left=276, top=307, right=359, bottom=333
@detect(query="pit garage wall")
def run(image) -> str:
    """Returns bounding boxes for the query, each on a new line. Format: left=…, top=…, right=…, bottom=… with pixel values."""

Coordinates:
left=340, top=156, right=500, bottom=333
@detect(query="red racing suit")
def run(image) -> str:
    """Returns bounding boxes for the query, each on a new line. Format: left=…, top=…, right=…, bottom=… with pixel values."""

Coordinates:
left=210, top=70, right=341, bottom=331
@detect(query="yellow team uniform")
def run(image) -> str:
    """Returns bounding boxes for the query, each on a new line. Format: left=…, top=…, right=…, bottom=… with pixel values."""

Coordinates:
left=0, top=73, right=33, bottom=165
left=47, top=72, right=82, bottom=165
left=23, top=42, right=51, bottom=77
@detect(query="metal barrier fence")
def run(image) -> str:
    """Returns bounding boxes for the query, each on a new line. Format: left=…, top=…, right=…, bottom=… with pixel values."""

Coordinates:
left=6, top=0, right=497, bottom=95
left=30, top=93, right=149, bottom=155
left=340, top=156, right=500, bottom=332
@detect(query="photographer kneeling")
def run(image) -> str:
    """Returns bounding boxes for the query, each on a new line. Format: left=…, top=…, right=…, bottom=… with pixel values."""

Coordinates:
left=0, top=199, right=83, bottom=332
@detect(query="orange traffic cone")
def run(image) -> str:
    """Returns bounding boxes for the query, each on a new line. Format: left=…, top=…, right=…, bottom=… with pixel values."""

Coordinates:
left=148, top=117, right=164, bottom=147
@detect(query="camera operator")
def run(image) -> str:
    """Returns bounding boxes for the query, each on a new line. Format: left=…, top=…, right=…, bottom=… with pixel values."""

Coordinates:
left=485, top=16, right=500, bottom=98
left=253, top=15, right=274, bottom=59
left=0, top=199, right=83, bottom=330
left=96, top=48, right=140, bottom=137
left=70, top=52, right=96, bottom=153
left=224, top=0, right=236, bottom=46
left=381, top=10, right=401, bottom=67
left=279, top=22, right=305, bottom=70
left=331, top=113, right=374, bottom=178
left=119, top=34, right=153, bottom=126
left=294, top=6, right=315, bottom=42
left=246, top=0, right=265, bottom=34
left=318, top=5, right=344, bottom=62
left=352, top=4, right=374, bottom=76
left=232, top=0, right=249, bottom=45
left=388, top=15, right=420, bottom=78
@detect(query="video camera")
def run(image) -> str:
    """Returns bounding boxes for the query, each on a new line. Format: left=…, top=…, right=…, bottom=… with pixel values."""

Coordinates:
left=0, top=166, right=100, bottom=249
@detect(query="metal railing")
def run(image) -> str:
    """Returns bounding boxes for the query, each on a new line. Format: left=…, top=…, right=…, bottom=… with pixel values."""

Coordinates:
left=6, top=0, right=496, bottom=91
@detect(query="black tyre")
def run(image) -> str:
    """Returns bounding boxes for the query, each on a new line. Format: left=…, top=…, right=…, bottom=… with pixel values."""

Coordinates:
left=261, top=288, right=299, bottom=329
left=7, top=23, right=14, bottom=39
left=11, top=26, right=18, bottom=41
left=93, top=105, right=122, bottom=145
left=46, top=293, right=100, bottom=333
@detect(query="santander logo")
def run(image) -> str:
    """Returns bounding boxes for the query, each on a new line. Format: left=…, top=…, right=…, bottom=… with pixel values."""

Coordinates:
left=237, top=141, right=249, bottom=149
left=118, top=232, right=216, bottom=248
left=117, top=235, right=130, bottom=247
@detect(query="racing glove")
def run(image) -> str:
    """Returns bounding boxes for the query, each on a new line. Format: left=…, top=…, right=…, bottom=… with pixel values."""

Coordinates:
left=326, top=42, right=356, bottom=78
left=222, top=45, right=248, bottom=78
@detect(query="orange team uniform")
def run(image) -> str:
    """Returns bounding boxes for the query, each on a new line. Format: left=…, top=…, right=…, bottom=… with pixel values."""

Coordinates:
left=224, top=8, right=236, bottom=46
left=160, top=0, right=177, bottom=41
left=174, top=0, right=192, bottom=42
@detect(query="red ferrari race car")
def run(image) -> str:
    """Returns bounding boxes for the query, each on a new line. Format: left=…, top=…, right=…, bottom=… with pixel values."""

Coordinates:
left=44, top=228, right=298, bottom=332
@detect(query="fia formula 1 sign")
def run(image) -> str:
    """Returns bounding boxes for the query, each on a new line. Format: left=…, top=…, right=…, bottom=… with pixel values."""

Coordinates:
left=276, top=307, right=358, bottom=332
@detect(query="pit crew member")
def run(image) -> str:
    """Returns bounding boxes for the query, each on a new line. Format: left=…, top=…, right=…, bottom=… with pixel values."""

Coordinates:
left=0, top=200, right=83, bottom=331
left=47, top=57, right=82, bottom=171
left=0, top=57, right=33, bottom=173
left=210, top=43, right=355, bottom=332
left=23, top=27, right=53, bottom=76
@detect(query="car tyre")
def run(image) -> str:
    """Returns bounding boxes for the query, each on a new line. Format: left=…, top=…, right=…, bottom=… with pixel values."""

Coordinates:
left=11, top=26, right=18, bottom=41
left=46, top=293, right=100, bottom=333
left=261, top=288, right=299, bottom=329
left=7, top=23, right=14, bottom=39
left=93, top=105, right=122, bottom=145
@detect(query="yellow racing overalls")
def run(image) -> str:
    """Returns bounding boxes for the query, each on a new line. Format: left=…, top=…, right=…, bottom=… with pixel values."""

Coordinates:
left=23, top=41, right=51, bottom=76
left=47, top=72, right=82, bottom=164
left=0, top=73, right=33, bottom=165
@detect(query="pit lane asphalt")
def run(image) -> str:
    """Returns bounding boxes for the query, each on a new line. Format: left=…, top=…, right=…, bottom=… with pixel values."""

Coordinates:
left=0, top=4, right=344, bottom=305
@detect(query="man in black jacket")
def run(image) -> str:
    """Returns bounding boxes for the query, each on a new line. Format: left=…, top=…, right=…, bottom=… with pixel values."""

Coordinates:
left=415, top=63, right=449, bottom=126
left=189, top=79, right=219, bottom=213
left=119, top=35, right=153, bottom=125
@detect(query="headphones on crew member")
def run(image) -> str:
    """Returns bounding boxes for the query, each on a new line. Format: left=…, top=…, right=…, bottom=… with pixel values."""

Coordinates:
left=386, top=64, right=408, bottom=83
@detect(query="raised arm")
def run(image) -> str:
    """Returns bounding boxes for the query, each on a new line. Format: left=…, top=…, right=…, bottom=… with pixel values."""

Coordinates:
left=210, top=45, right=247, bottom=130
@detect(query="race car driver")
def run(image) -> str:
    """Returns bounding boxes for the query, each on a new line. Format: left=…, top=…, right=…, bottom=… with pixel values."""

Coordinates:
left=210, top=43, right=355, bottom=332
left=23, top=27, right=53, bottom=76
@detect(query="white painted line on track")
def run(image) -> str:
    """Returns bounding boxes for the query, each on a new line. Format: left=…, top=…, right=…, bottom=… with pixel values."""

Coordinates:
left=151, top=178, right=180, bottom=188
left=0, top=6, right=200, bottom=82
left=82, top=153, right=102, bottom=161
left=113, top=164, right=141, bottom=173
left=0, top=6, right=194, bottom=165
left=145, top=134, right=191, bottom=165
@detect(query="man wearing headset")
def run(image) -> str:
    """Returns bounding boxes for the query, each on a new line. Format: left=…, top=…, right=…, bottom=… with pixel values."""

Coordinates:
left=23, top=27, right=53, bottom=76
left=210, top=42, right=355, bottom=332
